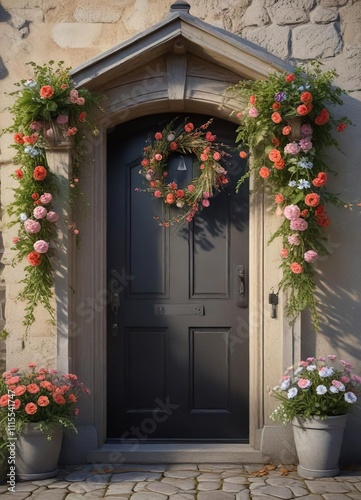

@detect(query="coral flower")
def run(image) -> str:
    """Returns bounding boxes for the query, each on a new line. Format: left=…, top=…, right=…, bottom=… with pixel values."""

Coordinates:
left=38, top=396, right=50, bottom=407
left=25, top=403, right=38, bottom=415
left=275, top=194, right=284, bottom=204
left=165, top=193, right=175, bottom=204
left=274, top=160, right=285, bottom=170
left=300, top=91, right=313, bottom=103
left=304, top=193, right=320, bottom=207
left=282, top=126, right=291, bottom=135
left=259, top=167, right=270, bottom=179
left=285, top=74, right=295, bottom=82
left=290, top=262, right=303, bottom=274
left=33, top=166, right=47, bottom=181
left=314, top=108, right=330, bottom=125
left=39, top=85, right=54, bottom=98
left=184, top=123, right=194, bottom=133
left=27, top=383, right=40, bottom=394
left=14, top=132, right=24, bottom=144
left=268, top=149, right=281, bottom=163
left=239, top=151, right=247, bottom=158
left=297, top=104, right=309, bottom=116
left=27, top=251, right=42, bottom=267
left=53, top=393, right=66, bottom=405
left=15, top=169, right=23, bottom=179
left=312, top=172, right=327, bottom=187
left=271, top=112, right=282, bottom=124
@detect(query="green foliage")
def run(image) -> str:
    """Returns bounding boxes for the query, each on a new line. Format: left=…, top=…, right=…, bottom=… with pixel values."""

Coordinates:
left=228, top=62, right=352, bottom=330
left=270, top=356, right=361, bottom=425
left=2, top=61, right=104, bottom=334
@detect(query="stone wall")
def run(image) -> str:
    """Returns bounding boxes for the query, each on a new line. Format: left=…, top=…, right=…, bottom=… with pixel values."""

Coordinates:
left=0, top=0, right=360, bottom=460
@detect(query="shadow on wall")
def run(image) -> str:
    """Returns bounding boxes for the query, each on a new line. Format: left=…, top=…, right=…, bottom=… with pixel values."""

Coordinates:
left=299, top=92, right=361, bottom=361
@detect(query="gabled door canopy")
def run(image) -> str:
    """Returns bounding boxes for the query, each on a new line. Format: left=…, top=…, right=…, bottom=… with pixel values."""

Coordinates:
left=72, top=0, right=291, bottom=90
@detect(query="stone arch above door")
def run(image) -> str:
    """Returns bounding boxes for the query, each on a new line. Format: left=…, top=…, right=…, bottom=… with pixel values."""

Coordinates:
left=63, top=1, right=297, bottom=460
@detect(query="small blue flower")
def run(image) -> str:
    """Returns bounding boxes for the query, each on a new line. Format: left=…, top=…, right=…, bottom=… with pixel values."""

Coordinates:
left=288, top=180, right=297, bottom=187
left=298, top=85, right=305, bottom=91
left=299, top=160, right=313, bottom=170
left=297, top=179, right=311, bottom=190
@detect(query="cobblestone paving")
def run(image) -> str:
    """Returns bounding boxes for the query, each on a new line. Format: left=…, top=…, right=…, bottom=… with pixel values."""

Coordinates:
left=1, top=463, right=361, bottom=499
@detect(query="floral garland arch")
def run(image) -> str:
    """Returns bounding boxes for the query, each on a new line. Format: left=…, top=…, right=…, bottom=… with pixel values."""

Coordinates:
left=138, top=118, right=230, bottom=225
left=227, top=63, right=353, bottom=331
left=3, top=61, right=103, bottom=332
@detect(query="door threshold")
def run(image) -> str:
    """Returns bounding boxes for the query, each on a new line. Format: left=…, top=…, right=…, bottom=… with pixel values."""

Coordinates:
left=87, top=443, right=268, bottom=464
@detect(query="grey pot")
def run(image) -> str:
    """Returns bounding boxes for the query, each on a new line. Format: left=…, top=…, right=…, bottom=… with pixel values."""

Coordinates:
left=292, top=414, right=347, bottom=479
left=15, top=423, right=63, bottom=481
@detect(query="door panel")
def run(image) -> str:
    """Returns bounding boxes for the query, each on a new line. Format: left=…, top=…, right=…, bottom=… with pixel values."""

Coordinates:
left=107, top=113, right=249, bottom=441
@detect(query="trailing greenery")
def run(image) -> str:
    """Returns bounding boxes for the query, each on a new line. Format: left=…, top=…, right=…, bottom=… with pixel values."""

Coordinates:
left=2, top=61, right=103, bottom=332
left=228, top=62, right=352, bottom=330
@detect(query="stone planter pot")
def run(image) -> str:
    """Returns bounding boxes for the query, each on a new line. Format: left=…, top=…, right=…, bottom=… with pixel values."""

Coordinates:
left=15, top=423, right=63, bottom=480
left=292, top=414, right=347, bottom=479
left=43, top=122, right=72, bottom=149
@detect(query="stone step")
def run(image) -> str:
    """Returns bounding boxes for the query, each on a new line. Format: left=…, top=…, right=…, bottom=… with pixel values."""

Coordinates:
left=87, top=443, right=268, bottom=464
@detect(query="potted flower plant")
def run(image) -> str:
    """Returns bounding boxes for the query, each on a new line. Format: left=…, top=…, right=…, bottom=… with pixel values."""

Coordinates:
left=0, top=363, right=90, bottom=480
left=270, top=355, right=361, bottom=478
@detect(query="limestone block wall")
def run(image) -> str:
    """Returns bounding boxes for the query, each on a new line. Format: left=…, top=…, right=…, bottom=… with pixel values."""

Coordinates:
left=0, top=0, right=360, bottom=441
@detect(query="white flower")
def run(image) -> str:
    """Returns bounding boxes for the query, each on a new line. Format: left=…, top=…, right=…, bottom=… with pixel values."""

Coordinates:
left=20, top=213, right=28, bottom=222
left=24, top=78, right=37, bottom=88
left=319, top=366, right=334, bottom=378
left=344, top=392, right=357, bottom=404
left=329, top=386, right=339, bottom=394
left=287, top=387, right=298, bottom=399
left=306, top=364, right=317, bottom=371
left=167, top=133, right=176, bottom=141
left=280, top=379, right=290, bottom=390
left=316, top=385, right=327, bottom=395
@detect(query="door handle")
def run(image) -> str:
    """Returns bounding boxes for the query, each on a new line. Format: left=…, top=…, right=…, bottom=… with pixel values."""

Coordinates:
left=237, top=265, right=247, bottom=308
left=110, top=291, right=120, bottom=336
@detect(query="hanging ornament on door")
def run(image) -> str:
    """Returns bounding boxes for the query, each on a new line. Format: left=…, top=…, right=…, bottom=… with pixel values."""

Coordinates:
left=138, top=117, right=230, bottom=226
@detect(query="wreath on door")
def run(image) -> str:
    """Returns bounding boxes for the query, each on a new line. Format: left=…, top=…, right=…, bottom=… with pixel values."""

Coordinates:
left=138, top=118, right=230, bottom=225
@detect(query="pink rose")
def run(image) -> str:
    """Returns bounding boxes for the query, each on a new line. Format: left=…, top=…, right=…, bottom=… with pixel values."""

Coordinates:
left=76, top=97, right=85, bottom=105
left=33, top=206, right=47, bottom=219
left=24, top=219, right=41, bottom=234
left=304, top=250, right=318, bottom=263
left=46, top=211, right=59, bottom=223
left=213, top=152, right=221, bottom=161
left=202, top=199, right=210, bottom=207
left=56, top=115, right=68, bottom=125
left=297, top=378, right=311, bottom=389
left=30, top=121, right=42, bottom=131
left=280, top=248, right=289, bottom=258
left=40, top=193, right=52, bottom=205
left=284, top=142, right=300, bottom=155
left=69, top=89, right=79, bottom=103
left=154, top=154, right=162, bottom=161
left=33, top=240, right=49, bottom=254
left=290, top=218, right=308, bottom=231
left=248, top=107, right=259, bottom=118
left=283, top=204, right=301, bottom=220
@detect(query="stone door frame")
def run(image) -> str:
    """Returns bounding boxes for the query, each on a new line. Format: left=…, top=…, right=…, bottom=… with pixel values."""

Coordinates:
left=55, top=2, right=300, bottom=457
